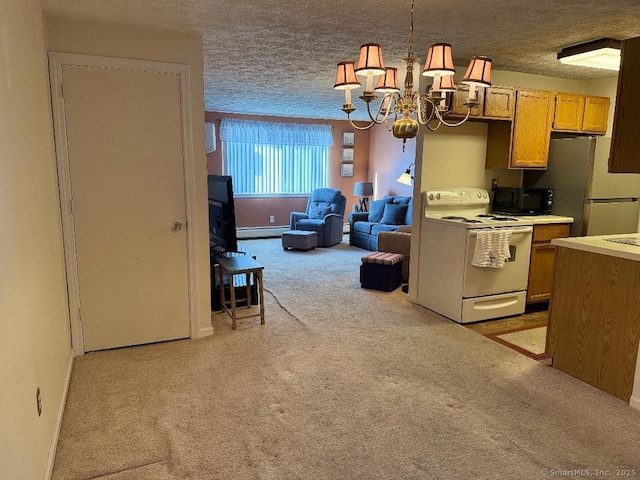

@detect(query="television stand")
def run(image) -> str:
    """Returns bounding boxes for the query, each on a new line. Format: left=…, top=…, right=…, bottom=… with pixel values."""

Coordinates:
left=210, top=245, right=258, bottom=312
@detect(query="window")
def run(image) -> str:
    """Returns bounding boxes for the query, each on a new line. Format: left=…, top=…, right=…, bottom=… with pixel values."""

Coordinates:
left=219, top=119, right=333, bottom=196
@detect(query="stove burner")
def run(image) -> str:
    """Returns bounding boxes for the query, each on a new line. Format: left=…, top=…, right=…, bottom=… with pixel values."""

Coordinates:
left=475, top=214, right=519, bottom=222
left=442, top=216, right=468, bottom=221
left=466, top=219, right=483, bottom=223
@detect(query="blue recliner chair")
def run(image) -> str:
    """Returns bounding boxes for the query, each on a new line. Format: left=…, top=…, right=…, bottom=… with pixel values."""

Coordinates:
left=290, top=188, right=347, bottom=247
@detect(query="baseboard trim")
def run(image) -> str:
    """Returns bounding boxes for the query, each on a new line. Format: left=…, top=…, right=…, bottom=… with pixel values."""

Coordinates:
left=630, top=394, right=640, bottom=411
left=44, top=349, right=74, bottom=480
left=199, top=325, right=214, bottom=338
left=237, top=224, right=350, bottom=240
left=237, top=226, right=289, bottom=239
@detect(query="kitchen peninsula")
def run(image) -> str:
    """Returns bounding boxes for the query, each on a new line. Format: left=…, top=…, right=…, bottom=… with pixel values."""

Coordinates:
left=547, top=234, right=640, bottom=407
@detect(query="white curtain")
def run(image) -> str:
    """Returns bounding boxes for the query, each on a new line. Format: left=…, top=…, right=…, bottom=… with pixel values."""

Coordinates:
left=220, top=119, right=332, bottom=195
left=219, top=119, right=333, bottom=146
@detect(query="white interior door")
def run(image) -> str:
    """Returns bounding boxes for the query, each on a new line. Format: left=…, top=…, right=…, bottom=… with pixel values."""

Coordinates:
left=62, top=64, right=190, bottom=352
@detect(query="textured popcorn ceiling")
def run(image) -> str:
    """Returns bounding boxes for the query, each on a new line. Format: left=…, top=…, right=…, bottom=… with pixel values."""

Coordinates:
left=42, top=0, right=640, bottom=121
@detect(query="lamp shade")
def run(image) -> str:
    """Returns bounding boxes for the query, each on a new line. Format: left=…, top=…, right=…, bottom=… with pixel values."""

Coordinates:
left=396, top=163, right=414, bottom=186
left=462, top=56, right=492, bottom=87
left=375, top=67, right=400, bottom=93
left=334, top=61, right=361, bottom=90
left=422, top=43, right=455, bottom=77
left=355, top=43, right=386, bottom=76
left=431, top=74, right=456, bottom=92
left=353, top=181, right=374, bottom=196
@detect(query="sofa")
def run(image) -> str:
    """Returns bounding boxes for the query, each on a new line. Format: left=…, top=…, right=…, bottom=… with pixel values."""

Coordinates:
left=378, top=228, right=411, bottom=282
left=348, top=195, right=412, bottom=251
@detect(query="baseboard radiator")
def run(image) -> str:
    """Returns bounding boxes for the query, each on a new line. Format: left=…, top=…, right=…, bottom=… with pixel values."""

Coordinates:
left=237, top=224, right=350, bottom=240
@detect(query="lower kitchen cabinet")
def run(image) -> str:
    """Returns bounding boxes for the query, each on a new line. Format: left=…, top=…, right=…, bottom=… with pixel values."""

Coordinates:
left=526, top=223, right=571, bottom=304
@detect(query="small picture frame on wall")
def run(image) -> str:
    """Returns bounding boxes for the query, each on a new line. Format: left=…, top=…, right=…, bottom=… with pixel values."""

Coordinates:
left=342, top=147, right=354, bottom=162
left=342, top=131, right=355, bottom=146
left=341, top=163, right=354, bottom=177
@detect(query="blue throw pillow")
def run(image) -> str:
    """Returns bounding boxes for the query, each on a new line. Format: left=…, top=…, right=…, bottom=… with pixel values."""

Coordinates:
left=380, top=203, right=408, bottom=225
left=308, top=206, right=330, bottom=219
left=369, top=198, right=390, bottom=223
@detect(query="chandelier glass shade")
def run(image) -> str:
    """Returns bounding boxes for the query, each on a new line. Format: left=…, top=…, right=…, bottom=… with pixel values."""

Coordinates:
left=333, top=0, right=492, bottom=150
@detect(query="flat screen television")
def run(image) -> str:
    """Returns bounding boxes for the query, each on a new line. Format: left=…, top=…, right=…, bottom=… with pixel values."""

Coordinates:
left=208, top=175, right=238, bottom=255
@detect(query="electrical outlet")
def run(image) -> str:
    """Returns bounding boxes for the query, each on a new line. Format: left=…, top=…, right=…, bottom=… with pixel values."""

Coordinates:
left=269, top=215, right=275, bottom=223
left=36, top=387, right=42, bottom=417
left=491, top=178, right=499, bottom=190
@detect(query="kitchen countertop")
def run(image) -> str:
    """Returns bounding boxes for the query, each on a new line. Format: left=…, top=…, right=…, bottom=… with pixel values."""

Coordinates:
left=514, top=215, right=574, bottom=225
left=552, top=233, right=640, bottom=262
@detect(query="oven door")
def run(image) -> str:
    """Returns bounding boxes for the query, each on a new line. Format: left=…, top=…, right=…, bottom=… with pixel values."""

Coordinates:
left=462, top=226, right=533, bottom=298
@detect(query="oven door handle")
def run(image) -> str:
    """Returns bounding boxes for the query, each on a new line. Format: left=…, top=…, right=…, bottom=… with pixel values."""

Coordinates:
left=467, top=226, right=533, bottom=237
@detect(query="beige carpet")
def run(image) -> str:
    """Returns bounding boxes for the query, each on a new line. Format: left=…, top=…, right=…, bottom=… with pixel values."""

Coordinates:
left=52, top=236, right=640, bottom=480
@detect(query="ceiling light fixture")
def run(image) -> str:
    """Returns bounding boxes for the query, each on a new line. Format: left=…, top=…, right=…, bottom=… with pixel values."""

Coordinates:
left=333, top=0, right=492, bottom=151
left=557, top=38, right=621, bottom=71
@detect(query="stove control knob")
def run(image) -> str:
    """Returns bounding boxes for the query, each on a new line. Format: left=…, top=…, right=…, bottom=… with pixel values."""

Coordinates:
left=436, top=193, right=441, bottom=200
left=477, top=192, right=482, bottom=198
left=428, top=193, right=434, bottom=200
left=483, top=192, right=488, bottom=198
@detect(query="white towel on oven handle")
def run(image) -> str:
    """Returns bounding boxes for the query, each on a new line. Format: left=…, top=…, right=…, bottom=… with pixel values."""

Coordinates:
left=471, top=229, right=512, bottom=268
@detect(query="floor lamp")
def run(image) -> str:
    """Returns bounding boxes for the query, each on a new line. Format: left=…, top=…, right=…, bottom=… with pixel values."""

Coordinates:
left=354, top=181, right=374, bottom=212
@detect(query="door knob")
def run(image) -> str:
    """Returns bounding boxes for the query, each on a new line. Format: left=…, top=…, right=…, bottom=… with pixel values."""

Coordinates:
left=173, top=221, right=184, bottom=231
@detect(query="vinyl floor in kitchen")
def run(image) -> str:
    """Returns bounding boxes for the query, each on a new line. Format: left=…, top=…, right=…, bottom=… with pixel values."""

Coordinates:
left=464, top=305, right=551, bottom=365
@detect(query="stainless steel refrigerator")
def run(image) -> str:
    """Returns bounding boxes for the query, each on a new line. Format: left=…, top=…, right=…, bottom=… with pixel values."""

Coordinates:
left=523, top=136, right=640, bottom=237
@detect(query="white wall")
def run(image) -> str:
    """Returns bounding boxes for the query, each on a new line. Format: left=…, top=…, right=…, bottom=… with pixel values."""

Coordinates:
left=45, top=18, right=212, bottom=336
left=0, top=1, right=73, bottom=478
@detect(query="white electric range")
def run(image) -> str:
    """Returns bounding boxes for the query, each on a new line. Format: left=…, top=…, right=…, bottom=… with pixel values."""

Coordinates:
left=417, top=188, right=534, bottom=323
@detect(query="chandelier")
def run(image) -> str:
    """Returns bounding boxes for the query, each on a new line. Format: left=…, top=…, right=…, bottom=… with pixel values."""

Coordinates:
left=333, top=0, right=492, bottom=150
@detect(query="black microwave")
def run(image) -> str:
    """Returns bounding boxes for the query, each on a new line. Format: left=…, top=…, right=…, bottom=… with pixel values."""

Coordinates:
left=492, top=187, right=554, bottom=215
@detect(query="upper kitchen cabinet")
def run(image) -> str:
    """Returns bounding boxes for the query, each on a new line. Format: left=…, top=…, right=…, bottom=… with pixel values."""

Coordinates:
left=552, top=93, right=609, bottom=134
left=448, top=85, right=514, bottom=120
left=450, top=84, right=484, bottom=117
left=582, top=96, right=610, bottom=134
left=610, top=36, right=640, bottom=173
left=486, top=88, right=555, bottom=169
left=483, top=86, right=515, bottom=119
left=553, top=93, right=585, bottom=131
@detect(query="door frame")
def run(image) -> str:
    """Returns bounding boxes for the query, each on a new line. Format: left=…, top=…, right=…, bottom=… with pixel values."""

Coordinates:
left=49, top=52, right=200, bottom=356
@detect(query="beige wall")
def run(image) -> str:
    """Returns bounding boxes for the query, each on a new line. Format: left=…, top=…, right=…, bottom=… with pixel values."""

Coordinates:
left=0, top=1, right=72, bottom=478
left=45, top=18, right=212, bottom=335
left=204, top=112, right=370, bottom=226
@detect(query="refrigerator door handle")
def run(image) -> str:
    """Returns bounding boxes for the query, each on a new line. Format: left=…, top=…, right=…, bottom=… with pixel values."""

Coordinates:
left=586, top=197, right=639, bottom=203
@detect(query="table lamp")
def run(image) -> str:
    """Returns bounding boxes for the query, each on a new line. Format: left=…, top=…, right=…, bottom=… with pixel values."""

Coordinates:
left=353, top=181, right=374, bottom=212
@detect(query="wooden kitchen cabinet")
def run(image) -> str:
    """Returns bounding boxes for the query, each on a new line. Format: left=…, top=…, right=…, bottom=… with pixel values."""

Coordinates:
left=526, top=223, right=570, bottom=304
left=450, top=84, right=484, bottom=117
left=610, top=36, right=640, bottom=173
left=485, top=88, right=555, bottom=169
left=553, top=92, right=585, bottom=131
left=548, top=244, right=640, bottom=401
left=483, top=86, right=515, bottom=119
left=552, top=93, right=609, bottom=134
left=582, top=96, right=610, bottom=133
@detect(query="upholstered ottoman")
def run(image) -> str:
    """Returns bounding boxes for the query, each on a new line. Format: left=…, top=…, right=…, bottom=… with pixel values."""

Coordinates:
left=360, top=252, right=404, bottom=292
left=282, top=230, right=317, bottom=251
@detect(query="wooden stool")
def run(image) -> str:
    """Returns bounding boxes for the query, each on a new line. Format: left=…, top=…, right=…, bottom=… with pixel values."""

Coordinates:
left=217, top=256, right=265, bottom=330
